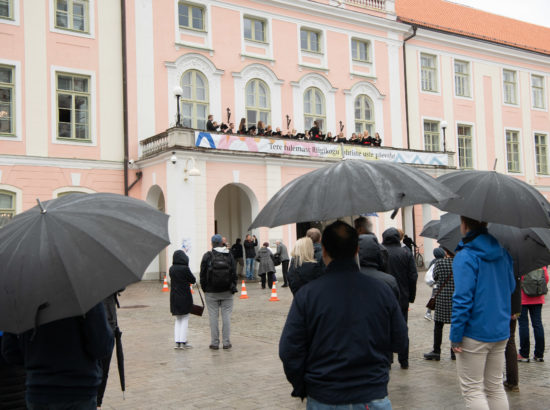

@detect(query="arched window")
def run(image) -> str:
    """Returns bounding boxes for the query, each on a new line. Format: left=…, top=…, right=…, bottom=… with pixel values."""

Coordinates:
left=245, top=79, right=270, bottom=129
left=354, top=94, right=374, bottom=135
left=0, top=190, right=15, bottom=228
left=180, top=69, right=209, bottom=130
left=304, top=87, right=325, bottom=131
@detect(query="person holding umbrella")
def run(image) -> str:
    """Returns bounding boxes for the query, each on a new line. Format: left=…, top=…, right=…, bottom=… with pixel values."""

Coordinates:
left=450, top=216, right=515, bottom=409
left=170, top=250, right=196, bottom=349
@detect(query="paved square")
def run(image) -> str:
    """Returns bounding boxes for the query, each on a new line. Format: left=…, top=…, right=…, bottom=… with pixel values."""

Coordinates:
left=101, top=274, right=550, bottom=409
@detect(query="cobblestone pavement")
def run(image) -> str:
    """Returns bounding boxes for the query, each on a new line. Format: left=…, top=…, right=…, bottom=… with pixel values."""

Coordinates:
left=102, top=271, right=550, bottom=409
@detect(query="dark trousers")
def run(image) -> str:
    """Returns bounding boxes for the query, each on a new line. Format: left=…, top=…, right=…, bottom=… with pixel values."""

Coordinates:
left=259, top=272, right=275, bottom=289
left=97, top=345, right=114, bottom=406
left=433, top=320, right=444, bottom=354
left=505, top=318, right=518, bottom=386
left=398, top=307, right=409, bottom=365
left=519, top=304, right=545, bottom=358
left=282, top=260, right=289, bottom=285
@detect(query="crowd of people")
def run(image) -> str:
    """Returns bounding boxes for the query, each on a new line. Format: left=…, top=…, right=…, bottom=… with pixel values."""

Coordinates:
left=206, top=115, right=383, bottom=146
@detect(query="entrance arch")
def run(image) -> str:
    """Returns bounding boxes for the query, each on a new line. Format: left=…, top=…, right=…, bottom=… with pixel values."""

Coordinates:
left=214, top=183, right=259, bottom=244
left=145, top=185, right=166, bottom=280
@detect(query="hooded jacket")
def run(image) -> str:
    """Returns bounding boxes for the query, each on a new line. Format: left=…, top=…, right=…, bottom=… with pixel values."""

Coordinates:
left=382, top=228, right=418, bottom=311
left=450, top=229, right=515, bottom=343
left=256, top=246, right=275, bottom=274
left=358, top=234, right=399, bottom=299
left=169, top=250, right=197, bottom=315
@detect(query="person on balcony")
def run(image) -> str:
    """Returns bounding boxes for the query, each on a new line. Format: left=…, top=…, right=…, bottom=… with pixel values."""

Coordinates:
left=265, top=125, right=273, bottom=136
left=350, top=133, right=360, bottom=144
left=373, top=132, right=382, bottom=146
left=336, top=132, right=347, bottom=143
left=360, top=131, right=373, bottom=146
left=257, top=120, right=266, bottom=136
left=206, top=115, right=219, bottom=132
left=324, top=131, right=334, bottom=142
left=309, top=121, right=321, bottom=141
left=238, top=118, right=247, bottom=134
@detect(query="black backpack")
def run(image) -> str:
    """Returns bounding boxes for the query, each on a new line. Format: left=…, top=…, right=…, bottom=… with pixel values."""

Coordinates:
left=521, top=268, right=548, bottom=297
left=207, top=251, right=232, bottom=292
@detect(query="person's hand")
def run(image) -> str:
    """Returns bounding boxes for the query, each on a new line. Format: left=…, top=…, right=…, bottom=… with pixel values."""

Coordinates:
left=451, top=342, right=462, bottom=353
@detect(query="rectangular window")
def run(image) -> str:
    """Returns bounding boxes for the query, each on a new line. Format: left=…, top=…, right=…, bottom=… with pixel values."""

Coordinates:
left=503, top=69, right=517, bottom=104
left=0, top=65, right=14, bottom=136
left=0, top=190, right=15, bottom=228
left=535, top=133, right=548, bottom=175
left=506, top=130, right=520, bottom=173
left=421, top=53, right=438, bottom=92
left=532, top=75, right=545, bottom=109
left=178, top=2, right=204, bottom=31
left=301, top=28, right=321, bottom=53
left=56, top=73, right=90, bottom=141
left=423, top=120, right=440, bottom=152
left=0, top=0, right=12, bottom=19
left=55, top=0, right=89, bottom=33
left=454, top=60, right=470, bottom=97
left=351, top=39, right=370, bottom=62
left=457, top=125, right=473, bottom=169
left=243, top=17, right=265, bottom=42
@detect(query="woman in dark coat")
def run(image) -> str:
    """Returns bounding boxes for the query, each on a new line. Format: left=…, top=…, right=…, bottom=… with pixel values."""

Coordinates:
left=424, top=249, right=455, bottom=361
left=169, top=250, right=196, bottom=349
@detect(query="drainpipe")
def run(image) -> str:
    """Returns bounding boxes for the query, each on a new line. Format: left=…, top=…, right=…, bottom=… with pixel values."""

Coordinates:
left=402, top=26, right=418, bottom=252
left=402, top=26, right=416, bottom=150
left=121, top=0, right=130, bottom=195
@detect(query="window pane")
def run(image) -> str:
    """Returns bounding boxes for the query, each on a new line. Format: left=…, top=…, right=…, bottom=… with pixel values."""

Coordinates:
left=247, top=110, right=257, bottom=126
left=182, top=102, right=192, bottom=127
left=300, top=30, right=307, bottom=50
left=260, top=111, right=268, bottom=124
left=56, top=12, right=68, bottom=28
left=0, top=88, right=11, bottom=103
left=58, top=76, right=72, bottom=91
left=351, top=40, right=357, bottom=60
left=0, top=67, right=12, bottom=83
left=310, top=32, right=318, bottom=51
left=58, top=122, right=71, bottom=138
left=246, top=81, right=255, bottom=106
left=258, top=83, right=267, bottom=108
left=58, top=94, right=72, bottom=109
left=0, top=0, right=10, bottom=18
left=178, top=3, right=189, bottom=27
left=244, top=18, right=252, bottom=39
left=192, top=7, right=203, bottom=30
left=57, top=0, right=68, bottom=12
left=254, top=21, right=264, bottom=41
left=74, top=96, right=88, bottom=112
left=0, top=119, right=10, bottom=132
left=73, top=77, right=88, bottom=92
left=304, top=90, right=311, bottom=113
left=0, top=193, right=12, bottom=209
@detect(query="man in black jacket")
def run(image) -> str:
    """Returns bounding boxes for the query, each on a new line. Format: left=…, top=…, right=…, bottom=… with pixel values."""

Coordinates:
left=382, top=227, right=418, bottom=369
left=354, top=216, right=388, bottom=272
left=231, top=238, right=244, bottom=278
left=279, top=221, right=407, bottom=408
left=243, top=234, right=258, bottom=280
left=358, top=233, right=399, bottom=300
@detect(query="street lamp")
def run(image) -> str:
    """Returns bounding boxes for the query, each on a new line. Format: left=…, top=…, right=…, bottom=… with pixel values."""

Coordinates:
left=441, top=120, right=448, bottom=152
left=173, top=86, right=183, bottom=127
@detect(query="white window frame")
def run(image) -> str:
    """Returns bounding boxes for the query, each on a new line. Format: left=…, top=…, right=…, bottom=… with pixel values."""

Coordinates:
left=243, top=15, right=267, bottom=43
left=0, top=58, right=21, bottom=141
left=49, top=0, right=94, bottom=38
left=177, top=1, right=205, bottom=32
left=53, top=186, right=95, bottom=198
left=180, top=69, right=209, bottom=130
left=239, top=11, right=273, bottom=62
left=0, top=0, right=20, bottom=25
left=298, top=25, right=327, bottom=71
left=456, top=122, right=475, bottom=169
left=505, top=129, right=522, bottom=174
left=174, top=0, right=212, bottom=53
left=351, top=38, right=371, bottom=63
left=50, top=66, right=96, bottom=146
left=303, top=86, right=326, bottom=132
left=0, top=184, right=22, bottom=223
left=420, top=53, right=439, bottom=93
left=454, top=59, right=471, bottom=99
left=502, top=69, right=518, bottom=106
left=245, top=78, right=271, bottom=130
left=422, top=119, right=440, bottom=152
left=534, top=132, right=549, bottom=176
left=531, top=74, right=546, bottom=110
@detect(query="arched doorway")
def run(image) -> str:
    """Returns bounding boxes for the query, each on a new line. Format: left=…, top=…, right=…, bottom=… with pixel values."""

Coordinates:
left=145, top=185, right=166, bottom=280
left=214, top=183, right=258, bottom=245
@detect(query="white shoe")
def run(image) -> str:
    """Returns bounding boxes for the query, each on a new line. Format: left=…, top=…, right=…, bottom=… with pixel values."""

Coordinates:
left=182, top=342, right=193, bottom=349
left=424, top=312, right=433, bottom=321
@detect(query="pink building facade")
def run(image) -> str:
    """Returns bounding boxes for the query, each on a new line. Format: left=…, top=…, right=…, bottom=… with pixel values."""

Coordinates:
left=1, top=0, right=549, bottom=275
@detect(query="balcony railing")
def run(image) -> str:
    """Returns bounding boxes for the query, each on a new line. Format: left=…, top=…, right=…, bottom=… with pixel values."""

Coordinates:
left=345, top=0, right=386, bottom=11
left=139, top=127, right=455, bottom=168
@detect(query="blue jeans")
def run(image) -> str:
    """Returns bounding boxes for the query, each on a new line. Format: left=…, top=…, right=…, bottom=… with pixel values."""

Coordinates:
left=518, top=304, right=545, bottom=358
left=27, top=397, right=97, bottom=410
left=307, top=396, right=392, bottom=410
left=245, top=258, right=255, bottom=279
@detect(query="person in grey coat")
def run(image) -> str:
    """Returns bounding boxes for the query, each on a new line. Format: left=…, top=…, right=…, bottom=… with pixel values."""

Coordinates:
left=276, top=240, right=290, bottom=287
left=358, top=233, right=399, bottom=300
left=256, top=242, right=276, bottom=289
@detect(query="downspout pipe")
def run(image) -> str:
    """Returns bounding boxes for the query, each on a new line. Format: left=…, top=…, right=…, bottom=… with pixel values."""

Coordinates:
left=402, top=26, right=417, bottom=150
left=121, top=0, right=130, bottom=195
left=402, top=26, right=418, bottom=252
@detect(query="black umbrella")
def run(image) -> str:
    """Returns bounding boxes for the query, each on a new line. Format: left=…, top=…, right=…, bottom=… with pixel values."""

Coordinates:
left=419, top=219, right=440, bottom=239
left=114, top=326, right=125, bottom=396
left=423, top=213, right=550, bottom=276
left=249, top=159, right=457, bottom=229
left=0, top=193, right=170, bottom=334
left=436, top=170, right=550, bottom=228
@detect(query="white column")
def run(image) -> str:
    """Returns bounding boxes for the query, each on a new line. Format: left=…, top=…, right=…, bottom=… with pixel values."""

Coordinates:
left=422, top=204, right=434, bottom=267
left=266, top=164, right=283, bottom=242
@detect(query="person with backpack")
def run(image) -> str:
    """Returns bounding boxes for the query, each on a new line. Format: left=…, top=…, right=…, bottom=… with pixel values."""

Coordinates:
left=517, top=266, right=548, bottom=362
left=200, top=234, right=238, bottom=350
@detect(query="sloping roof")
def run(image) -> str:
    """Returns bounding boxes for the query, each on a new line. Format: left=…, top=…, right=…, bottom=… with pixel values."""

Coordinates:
left=396, top=0, right=550, bottom=55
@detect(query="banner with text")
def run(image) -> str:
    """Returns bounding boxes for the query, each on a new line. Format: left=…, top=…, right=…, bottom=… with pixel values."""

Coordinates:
left=195, top=132, right=448, bottom=166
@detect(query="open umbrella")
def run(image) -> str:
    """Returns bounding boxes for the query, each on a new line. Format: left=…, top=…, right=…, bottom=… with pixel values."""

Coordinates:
left=0, top=193, right=170, bottom=334
left=419, top=219, right=440, bottom=240
left=421, top=213, right=550, bottom=276
left=436, top=170, right=550, bottom=228
left=249, top=159, right=457, bottom=229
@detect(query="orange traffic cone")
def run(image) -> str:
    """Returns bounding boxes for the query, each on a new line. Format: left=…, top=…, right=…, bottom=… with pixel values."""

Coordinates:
left=269, top=282, right=280, bottom=302
left=190, top=284, right=194, bottom=294
left=239, top=280, right=249, bottom=299
left=162, top=275, right=169, bottom=292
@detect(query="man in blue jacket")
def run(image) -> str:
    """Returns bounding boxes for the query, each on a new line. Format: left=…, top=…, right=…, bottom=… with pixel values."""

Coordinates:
left=1, top=303, right=114, bottom=409
left=279, top=221, right=407, bottom=409
left=451, top=216, right=515, bottom=409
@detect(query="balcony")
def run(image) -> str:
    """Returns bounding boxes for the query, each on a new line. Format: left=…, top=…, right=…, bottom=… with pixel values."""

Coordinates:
left=139, top=127, right=455, bottom=168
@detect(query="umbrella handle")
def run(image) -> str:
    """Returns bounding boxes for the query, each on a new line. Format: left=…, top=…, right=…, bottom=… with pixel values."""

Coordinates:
left=36, top=198, right=47, bottom=214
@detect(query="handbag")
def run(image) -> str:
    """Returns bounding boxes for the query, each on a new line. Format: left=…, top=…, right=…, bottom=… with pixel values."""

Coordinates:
left=190, top=284, right=205, bottom=316
left=425, top=265, right=452, bottom=310
left=273, top=253, right=282, bottom=266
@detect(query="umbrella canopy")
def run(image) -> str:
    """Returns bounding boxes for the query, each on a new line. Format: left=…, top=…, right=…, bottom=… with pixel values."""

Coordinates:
left=422, top=213, right=550, bottom=276
left=0, top=193, right=170, bottom=334
left=249, top=159, right=457, bottom=229
left=419, top=219, right=440, bottom=240
left=436, top=170, right=550, bottom=228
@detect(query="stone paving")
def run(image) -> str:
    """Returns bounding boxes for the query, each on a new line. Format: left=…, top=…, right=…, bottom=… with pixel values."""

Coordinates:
left=102, top=271, right=550, bottom=409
